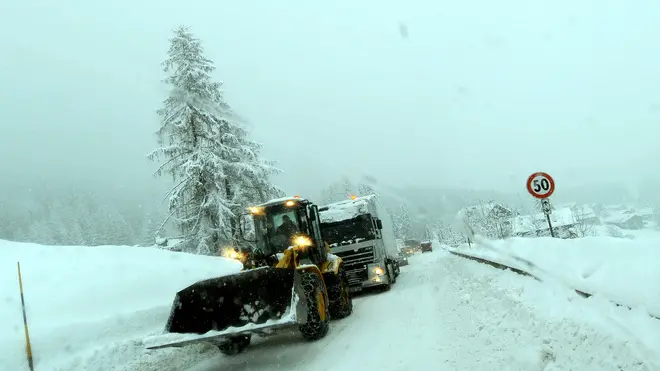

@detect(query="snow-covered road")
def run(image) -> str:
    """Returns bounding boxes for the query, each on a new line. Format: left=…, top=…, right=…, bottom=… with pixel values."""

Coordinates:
left=16, top=245, right=655, bottom=371
left=167, top=250, right=653, bottom=371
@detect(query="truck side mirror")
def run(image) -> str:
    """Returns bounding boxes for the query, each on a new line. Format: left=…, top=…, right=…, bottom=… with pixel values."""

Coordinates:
left=309, top=205, right=317, bottom=221
left=376, top=219, right=383, bottom=230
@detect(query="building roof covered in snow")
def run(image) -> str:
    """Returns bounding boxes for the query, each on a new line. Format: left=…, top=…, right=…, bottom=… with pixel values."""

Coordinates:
left=319, top=194, right=377, bottom=223
left=456, top=201, right=514, bottom=220
left=600, top=207, right=645, bottom=224
left=637, top=207, right=654, bottom=217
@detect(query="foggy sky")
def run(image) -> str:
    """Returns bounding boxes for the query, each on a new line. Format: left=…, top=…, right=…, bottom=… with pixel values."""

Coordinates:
left=2, top=0, right=660, bottom=201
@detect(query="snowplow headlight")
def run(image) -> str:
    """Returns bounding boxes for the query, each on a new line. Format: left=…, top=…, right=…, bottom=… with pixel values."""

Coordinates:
left=374, top=267, right=385, bottom=276
left=285, top=200, right=296, bottom=207
left=248, top=206, right=264, bottom=215
left=292, top=235, right=313, bottom=248
left=220, top=247, right=246, bottom=262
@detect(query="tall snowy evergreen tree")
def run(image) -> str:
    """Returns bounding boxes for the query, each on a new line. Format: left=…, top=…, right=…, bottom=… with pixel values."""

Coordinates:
left=385, top=206, right=402, bottom=238
left=398, top=204, right=413, bottom=239
left=140, top=211, right=161, bottom=246
left=320, top=183, right=339, bottom=205
left=321, top=177, right=355, bottom=204
left=148, top=26, right=282, bottom=254
left=341, top=177, right=355, bottom=198
left=357, top=182, right=376, bottom=196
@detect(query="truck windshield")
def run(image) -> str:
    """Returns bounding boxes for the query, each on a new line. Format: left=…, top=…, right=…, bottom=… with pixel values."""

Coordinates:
left=254, top=206, right=301, bottom=255
left=321, top=214, right=375, bottom=247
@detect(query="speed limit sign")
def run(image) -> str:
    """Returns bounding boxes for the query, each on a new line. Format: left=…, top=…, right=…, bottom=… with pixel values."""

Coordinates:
left=526, top=172, right=555, bottom=199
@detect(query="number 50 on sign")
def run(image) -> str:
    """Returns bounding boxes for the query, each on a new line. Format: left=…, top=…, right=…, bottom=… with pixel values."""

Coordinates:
left=526, top=172, right=555, bottom=199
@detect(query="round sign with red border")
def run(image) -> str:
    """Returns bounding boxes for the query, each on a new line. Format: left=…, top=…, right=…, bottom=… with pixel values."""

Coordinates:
left=526, top=172, right=555, bottom=199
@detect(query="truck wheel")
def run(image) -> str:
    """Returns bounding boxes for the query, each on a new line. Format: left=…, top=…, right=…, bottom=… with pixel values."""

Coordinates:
left=387, top=262, right=396, bottom=285
left=382, top=264, right=393, bottom=291
left=327, top=267, right=353, bottom=320
left=388, top=262, right=397, bottom=284
left=299, top=271, right=330, bottom=341
left=216, top=334, right=251, bottom=356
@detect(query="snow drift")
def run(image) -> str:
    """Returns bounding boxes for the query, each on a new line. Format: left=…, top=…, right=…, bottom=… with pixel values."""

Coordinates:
left=0, top=240, right=242, bottom=371
left=446, top=234, right=660, bottom=317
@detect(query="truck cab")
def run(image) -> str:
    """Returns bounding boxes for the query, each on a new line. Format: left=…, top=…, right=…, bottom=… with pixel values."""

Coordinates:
left=319, top=195, right=399, bottom=292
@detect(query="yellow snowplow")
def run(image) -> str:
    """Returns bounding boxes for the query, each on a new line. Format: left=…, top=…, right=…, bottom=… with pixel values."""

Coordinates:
left=145, top=196, right=353, bottom=355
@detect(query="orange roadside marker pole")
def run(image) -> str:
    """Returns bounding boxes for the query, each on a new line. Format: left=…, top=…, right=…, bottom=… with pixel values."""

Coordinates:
left=17, top=262, right=35, bottom=371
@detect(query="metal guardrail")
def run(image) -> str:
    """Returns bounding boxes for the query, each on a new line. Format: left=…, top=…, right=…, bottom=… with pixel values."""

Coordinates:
left=445, top=249, right=659, bottom=321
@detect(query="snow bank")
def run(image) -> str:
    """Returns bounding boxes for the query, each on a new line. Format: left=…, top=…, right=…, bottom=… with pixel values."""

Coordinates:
left=457, top=254, right=660, bottom=368
left=447, top=234, right=660, bottom=318
left=0, top=240, right=242, bottom=371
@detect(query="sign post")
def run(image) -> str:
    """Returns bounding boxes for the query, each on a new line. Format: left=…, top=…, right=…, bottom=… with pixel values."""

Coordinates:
left=526, top=172, right=556, bottom=238
left=17, top=262, right=34, bottom=371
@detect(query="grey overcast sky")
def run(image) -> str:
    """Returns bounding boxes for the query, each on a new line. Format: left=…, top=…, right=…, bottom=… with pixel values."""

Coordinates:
left=1, top=0, right=659, bottom=198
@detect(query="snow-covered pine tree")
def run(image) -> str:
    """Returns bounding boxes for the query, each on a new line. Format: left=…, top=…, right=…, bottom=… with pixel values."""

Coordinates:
left=320, top=183, right=337, bottom=205
left=139, top=212, right=160, bottom=246
left=357, top=182, right=376, bottom=196
left=225, top=142, right=285, bottom=244
left=320, top=177, right=355, bottom=204
left=423, top=224, right=434, bottom=240
left=148, top=26, right=238, bottom=254
left=398, top=204, right=413, bottom=239
left=149, top=26, right=283, bottom=254
left=341, top=177, right=355, bottom=198
left=385, top=206, right=401, bottom=238
left=232, top=142, right=284, bottom=205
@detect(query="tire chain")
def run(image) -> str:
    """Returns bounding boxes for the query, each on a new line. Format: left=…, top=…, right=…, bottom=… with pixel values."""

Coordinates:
left=299, top=272, right=330, bottom=340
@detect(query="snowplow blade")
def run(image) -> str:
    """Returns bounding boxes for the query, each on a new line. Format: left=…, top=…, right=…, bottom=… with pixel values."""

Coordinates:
left=164, top=267, right=300, bottom=336
left=144, top=320, right=297, bottom=350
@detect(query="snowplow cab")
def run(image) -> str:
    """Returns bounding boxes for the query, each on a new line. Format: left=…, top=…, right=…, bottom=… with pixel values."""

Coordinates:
left=151, top=196, right=352, bottom=355
left=248, top=196, right=329, bottom=267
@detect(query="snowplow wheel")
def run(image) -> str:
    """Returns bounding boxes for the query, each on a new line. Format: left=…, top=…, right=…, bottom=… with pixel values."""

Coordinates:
left=299, top=271, right=330, bottom=341
left=327, top=267, right=353, bottom=320
left=216, top=335, right=251, bottom=356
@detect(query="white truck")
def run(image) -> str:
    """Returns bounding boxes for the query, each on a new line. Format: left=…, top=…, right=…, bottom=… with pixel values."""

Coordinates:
left=319, top=194, right=399, bottom=292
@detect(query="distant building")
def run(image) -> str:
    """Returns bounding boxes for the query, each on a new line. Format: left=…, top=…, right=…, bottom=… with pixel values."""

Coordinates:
left=511, top=204, right=599, bottom=238
left=456, top=201, right=515, bottom=221
left=602, top=210, right=645, bottom=229
left=600, top=206, right=647, bottom=230
left=636, top=207, right=654, bottom=221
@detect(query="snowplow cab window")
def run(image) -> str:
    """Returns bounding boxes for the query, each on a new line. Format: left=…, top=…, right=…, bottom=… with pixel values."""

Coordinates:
left=254, top=205, right=304, bottom=255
